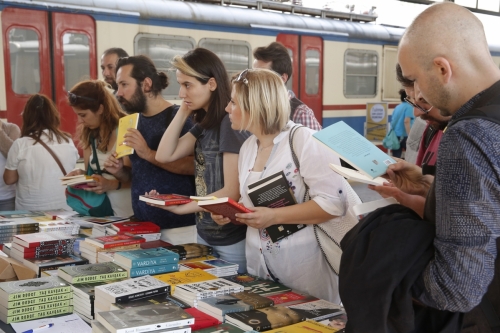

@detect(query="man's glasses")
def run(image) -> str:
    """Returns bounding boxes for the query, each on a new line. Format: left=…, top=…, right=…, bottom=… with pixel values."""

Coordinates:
left=234, top=69, right=249, bottom=85
left=404, top=96, right=433, bottom=114
left=67, top=92, right=98, bottom=105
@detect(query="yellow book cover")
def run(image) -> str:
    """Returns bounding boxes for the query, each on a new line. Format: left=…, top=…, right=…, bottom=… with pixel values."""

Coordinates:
left=153, top=268, right=217, bottom=293
left=266, top=320, right=341, bottom=333
left=116, top=113, right=140, bottom=159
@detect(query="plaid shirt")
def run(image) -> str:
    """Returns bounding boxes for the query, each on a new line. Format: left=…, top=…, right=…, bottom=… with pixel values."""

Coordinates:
left=291, top=102, right=322, bottom=131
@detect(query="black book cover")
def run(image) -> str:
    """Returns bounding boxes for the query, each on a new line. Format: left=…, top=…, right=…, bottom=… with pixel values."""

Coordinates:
left=247, top=170, right=306, bottom=242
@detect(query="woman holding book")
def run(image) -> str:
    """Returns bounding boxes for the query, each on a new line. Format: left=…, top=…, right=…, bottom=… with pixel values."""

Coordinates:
left=3, top=94, right=78, bottom=210
left=212, top=68, right=358, bottom=304
left=151, top=48, right=250, bottom=273
left=66, top=80, right=134, bottom=217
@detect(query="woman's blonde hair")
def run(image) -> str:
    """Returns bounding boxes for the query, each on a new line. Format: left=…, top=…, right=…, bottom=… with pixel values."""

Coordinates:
left=232, top=68, right=290, bottom=135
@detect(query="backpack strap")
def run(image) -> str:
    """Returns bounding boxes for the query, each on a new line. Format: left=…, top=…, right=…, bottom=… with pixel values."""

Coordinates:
left=30, top=135, right=67, bottom=176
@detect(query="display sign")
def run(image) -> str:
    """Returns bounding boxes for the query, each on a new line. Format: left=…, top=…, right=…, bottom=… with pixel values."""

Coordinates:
left=366, top=103, right=388, bottom=141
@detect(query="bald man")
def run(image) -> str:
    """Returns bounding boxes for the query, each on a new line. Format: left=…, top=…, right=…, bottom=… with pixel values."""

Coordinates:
left=392, top=2, right=500, bottom=330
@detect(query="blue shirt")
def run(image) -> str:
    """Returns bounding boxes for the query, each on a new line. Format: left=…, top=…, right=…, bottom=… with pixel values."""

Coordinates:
left=391, top=101, right=414, bottom=137
left=129, top=106, right=196, bottom=229
left=417, top=81, right=500, bottom=311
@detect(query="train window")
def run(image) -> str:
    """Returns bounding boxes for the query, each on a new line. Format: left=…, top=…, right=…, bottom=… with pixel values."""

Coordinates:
left=8, top=28, right=41, bottom=94
left=135, top=34, right=195, bottom=99
left=63, top=33, right=90, bottom=90
left=305, top=49, right=320, bottom=95
left=198, top=38, right=252, bottom=79
left=344, top=49, right=378, bottom=98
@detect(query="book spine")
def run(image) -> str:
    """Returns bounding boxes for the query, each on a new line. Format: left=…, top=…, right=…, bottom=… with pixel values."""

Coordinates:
left=72, top=271, right=128, bottom=284
left=115, top=286, right=170, bottom=303
left=115, top=318, right=195, bottom=333
left=8, top=286, right=72, bottom=301
left=0, top=227, right=39, bottom=234
left=23, top=248, right=73, bottom=259
left=29, top=239, right=74, bottom=248
left=129, top=256, right=179, bottom=268
left=102, top=239, right=144, bottom=249
left=5, top=299, right=72, bottom=317
left=17, top=243, right=72, bottom=253
left=7, top=292, right=72, bottom=309
left=128, top=264, right=179, bottom=278
left=6, top=305, right=73, bottom=324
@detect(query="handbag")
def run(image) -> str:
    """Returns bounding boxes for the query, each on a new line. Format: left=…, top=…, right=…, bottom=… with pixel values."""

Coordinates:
left=382, top=109, right=404, bottom=150
left=289, top=125, right=361, bottom=275
left=65, top=136, right=114, bottom=217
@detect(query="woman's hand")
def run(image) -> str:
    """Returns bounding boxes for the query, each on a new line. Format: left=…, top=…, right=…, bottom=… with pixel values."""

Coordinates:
left=145, top=190, right=193, bottom=215
left=235, top=207, right=274, bottom=229
left=84, top=175, right=115, bottom=194
left=103, top=152, right=124, bottom=175
left=65, top=169, right=85, bottom=177
left=211, top=213, right=232, bottom=226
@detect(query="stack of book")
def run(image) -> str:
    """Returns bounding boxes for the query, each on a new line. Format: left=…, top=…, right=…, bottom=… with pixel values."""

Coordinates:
left=106, top=221, right=161, bottom=242
left=173, top=277, right=244, bottom=308
left=94, top=303, right=194, bottom=333
left=10, top=231, right=76, bottom=261
left=197, top=290, right=274, bottom=322
left=23, top=254, right=89, bottom=277
left=0, top=219, right=39, bottom=244
left=0, top=276, right=73, bottom=323
left=38, top=220, right=80, bottom=234
left=94, top=275, right=171, bottom=312
left=193, top=323, right=254, bottom=333
left=165, top=243, right=213, bottom=260
left=113, top=247, right=180, bottom=278
left=80, top=234, right=145, bottom=263
left=58, top=262, right=128, bottom=285
left=223, top=274, right=292, bottom=297
left=180, top=258, right=238, bottom=277
left=153, top=269, right=218, bottom=295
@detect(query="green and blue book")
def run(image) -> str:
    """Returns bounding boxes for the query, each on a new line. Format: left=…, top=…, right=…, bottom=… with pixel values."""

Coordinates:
left=114, top=247, right=179, bottom=268
left=129, top=264, right=179, bottom=278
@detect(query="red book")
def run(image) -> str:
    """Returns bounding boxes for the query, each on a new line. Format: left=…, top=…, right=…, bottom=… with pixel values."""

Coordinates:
left=11, top=247, right=71, bottom=259
left=12, top=242, right=72, bottom=254
left=197, top=197, right=251, bottom=225
left=139, top=194, right=192, bottom=206
left=184, top=307, right=220, bottom=330
left=111, top=221, right=160, bottom=234
left=13, top=232, right=75, bottom=248
left=85, top=234, right=146, bottom=249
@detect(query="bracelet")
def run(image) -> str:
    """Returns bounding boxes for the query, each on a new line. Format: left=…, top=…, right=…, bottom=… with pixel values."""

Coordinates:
left=116, top=181, right=122, bottom=190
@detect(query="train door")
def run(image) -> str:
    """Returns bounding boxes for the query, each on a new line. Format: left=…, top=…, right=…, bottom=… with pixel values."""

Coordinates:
left=2, top=7, right=96, bottom=138
left=277, top=34, right=323, bottom=125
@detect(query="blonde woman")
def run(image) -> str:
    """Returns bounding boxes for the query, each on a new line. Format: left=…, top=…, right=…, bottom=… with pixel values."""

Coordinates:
left=214, top=68, right=357, bottom=303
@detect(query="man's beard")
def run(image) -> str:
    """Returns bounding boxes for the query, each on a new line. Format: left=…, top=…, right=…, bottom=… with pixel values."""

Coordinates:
left=118, top=85, right=146, bottom=113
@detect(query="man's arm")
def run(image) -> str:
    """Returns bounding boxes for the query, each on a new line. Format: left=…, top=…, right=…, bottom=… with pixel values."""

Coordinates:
left=0, top=123, right=21, bottom=158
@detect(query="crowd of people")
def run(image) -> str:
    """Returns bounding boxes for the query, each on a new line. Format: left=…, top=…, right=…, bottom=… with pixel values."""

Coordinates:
left=1, top=2, right=500, bottom=330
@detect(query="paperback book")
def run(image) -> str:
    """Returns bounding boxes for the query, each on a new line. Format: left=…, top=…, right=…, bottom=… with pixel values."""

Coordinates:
left=128, top=264, right=179, bottom=278
left=22, top=254, right=89, bottom=277
left=85, top=234, right=146, bottom=249
left=0, top=291, right=72, bottom=309
left=58, top=262, right=128, bottom=284
left=111, top=221, right=160, bottom=234
left=154, top=269, right=217, bottom=293
left=193, top=323, right=247, bottom=333
left=114, top=247, right=179, bottom=268
left=95, top=275, right=171, bottom=305
left=180, top=258, right=238, bottom=277
left=266, top=290, right=318, bottom=307
left=287, top=299, right=344, bottom=321
left=184, top=307, right=220, bottom=330
left=174, top=278, right=244, bottom=307
left=13, top=231, right=76, bottom=248
left=116, top=113, right=140, bottom=159
left=225, top=306, right=306, bottom=332
left=2, top=305, right=73, bottom=324
left=224, top=274, right=291, bottom=296
left=110, top=294, right=191, bottom=311
left=0, top=276, right=71, bottom=302
left=197, top=197, right=251, bottom=224
left=165, top=243, right=213, bottom=260
left=139, top=194, right=192, bottom=206
left=265, top=320, right=341, bottom=333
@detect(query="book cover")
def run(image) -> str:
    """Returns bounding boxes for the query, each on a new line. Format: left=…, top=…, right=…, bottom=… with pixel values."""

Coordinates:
left=179, top=255, right=217, bottom=263
left=3, top=305, right=73, bottom=324
left=154, top=269, right=217, bottom=293
left=114, top=247, right=179, bottom=268
left=328, top=163, right=386, bottom=186
left=193, top=323, right=247, bottom=333
left=174, top=278, right=244, bottom=299
left=58, top=262, right=128, bottom=284
left=0, top=291, right=72, bottom=309
left=139, top=194, right=192, bottom=206
left=85, top=234, right=146, bottom=249
left=287, top=299, right=344, bottom=321
left=111, top=221, right=160, bottom=233
left=0, top=276, right=71, bottom=302
left=198, top=291, right=274, bottom=320
left=61, top=174, right=95, bottom=187
left=23, top=254, right=89, bottom=277
left=95, top=303, right=194, bottom=333
left=13, top=232, right=75, bottom=248
left=0, top=299, right=72, bottom=317
left=72, top=280, right=117, bottom=301
left=225, top=306, right=306, bottom=332
left=110, top=294, right=191, bottom=311
left=317, top=312, right=347, bottom=331
left=165, top=243, right=213, bottom=260
left=184, top=307, right=220, bottom=330
left=224, top=274, right=291, bottom=296
left=0, top=211, right=45, bottom=219
left=129, top=264, right=179, bottom=278
left=116, top=113, right=140, bottom=159
left=197, top=198, right=251, bottom=224
left=95, top=275, right=170, bottom=304
left=140, top=240, right=173, bottom=250
left=12, top=242, right=73, bottom=253
left=80, top=241, right=140, bottom=253
left=265, top=320, right=341, bottom=333
left=11, top=247, right=72, bottom=259
left=313, top=121, right=396, bottom=179
left=266, top=290, right=318, bottom=307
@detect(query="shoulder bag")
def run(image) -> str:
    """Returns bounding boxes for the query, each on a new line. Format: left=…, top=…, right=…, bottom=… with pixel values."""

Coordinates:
left=382, top=109, right=404, bottom=151
left=289, top=125, right=361, bottom=275
left=65, top=136, right=114, bottom=217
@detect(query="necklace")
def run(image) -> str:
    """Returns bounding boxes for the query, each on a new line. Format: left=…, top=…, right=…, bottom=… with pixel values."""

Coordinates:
left=258, top=143, right=274, bottom=152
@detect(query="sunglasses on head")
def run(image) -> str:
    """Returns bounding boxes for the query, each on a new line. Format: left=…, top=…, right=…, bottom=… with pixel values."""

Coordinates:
left=67, top=92, right=98, bottom=105
left=234, top=69, right=249, bottom=85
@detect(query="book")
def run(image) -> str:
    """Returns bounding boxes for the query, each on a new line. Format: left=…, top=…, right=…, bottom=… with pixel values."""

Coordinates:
left=198, top=291, right=274, bottom=322
left=154, top=269, right=217, bottom=293
left=85, top=234, right=146, bottom=249
left=139, top=194, right=193, bottom=206
left=184, top=307, right=220, bottom=330
left=129, top=264, right=179, bottom=278
left=22, top=254, right=89, bottom=277
left=110, top=294, right=191, bottom=311
left=116, top=113, right=140, bottom=159
left=313, top=121, right=396, bottom=179
left=12, top=241, right=73, bottom=254
left=0, top=299, right=72, bottom=317
left=140, top=240, right=173, bottom=249
left=164, top=243, right=213, bottom=260
left=266, top=290, right=318, bottom=307
left=328, top=163, right=386, bottom=186
left=95, top=303, right=194, bottom=333
left=111, top=221, right=160, bottom=234
left=60, top=174, right=95, bottom=187
left=1, top=305, right=73, bottom=324
left=92, top=321, right=191, bottom=333
left=13, top=231, right=76, bottom=248
left=225, top=306, right=306, bottom=332
left=0, top=291, right=71, bottom=309
left=11, top=314, right=92, bottom=333
left=80, top=240, right=141, bottom=253
left=173, top=278, right=244, bottom=307
left=38, top=221, right=80, bottom=235
left=58, top=262, right=128, bottom=284
left=352, top=197, right=399, bottom=216
left=95, top=275, right=170, bottom=307
left=265, top=320, right=341, bottom=333
left=247, top=170, right=306, bottom=243
left=114, top=247, right=179, bottom=268
left=180, top=258, right=238, bottom=277
left=197, top=197, right=252, bottom=224
left=287, top=299, right=344, bottom=321
left=0, top=276, right=71, bottom=302
left=224, top=274, right=291, bottom=296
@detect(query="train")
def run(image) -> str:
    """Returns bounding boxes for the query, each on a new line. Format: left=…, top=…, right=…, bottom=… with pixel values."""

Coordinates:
left=2, top=0, right=500, bottom=140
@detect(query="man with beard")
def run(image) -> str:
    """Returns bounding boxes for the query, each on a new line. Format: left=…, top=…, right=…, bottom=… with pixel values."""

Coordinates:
left=104, top=55, right=197, bottom=244
left=101, top=47, right=128, bottom=92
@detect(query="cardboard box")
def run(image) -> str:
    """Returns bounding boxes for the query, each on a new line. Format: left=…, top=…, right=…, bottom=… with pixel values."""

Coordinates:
left=0, top=257, right=37, bottom=281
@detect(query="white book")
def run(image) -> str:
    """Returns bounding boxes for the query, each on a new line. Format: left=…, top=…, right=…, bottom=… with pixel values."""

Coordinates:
left=94, top=275, right=170, bottom=305
left=174, top=278, right=244, bottom=300
left=329, top=163, right=387, bottom=186
left=352, top=197, right=399, bottom=216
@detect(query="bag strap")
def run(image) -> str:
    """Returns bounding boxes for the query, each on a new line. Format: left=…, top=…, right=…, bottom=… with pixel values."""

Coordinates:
left=90, top=136, right=102, bottom=175
left=30, top=135, right=67, bottom=176
left=289, top=125, right=310, bottom=202
left=390, top=106, right=405, bottom=130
